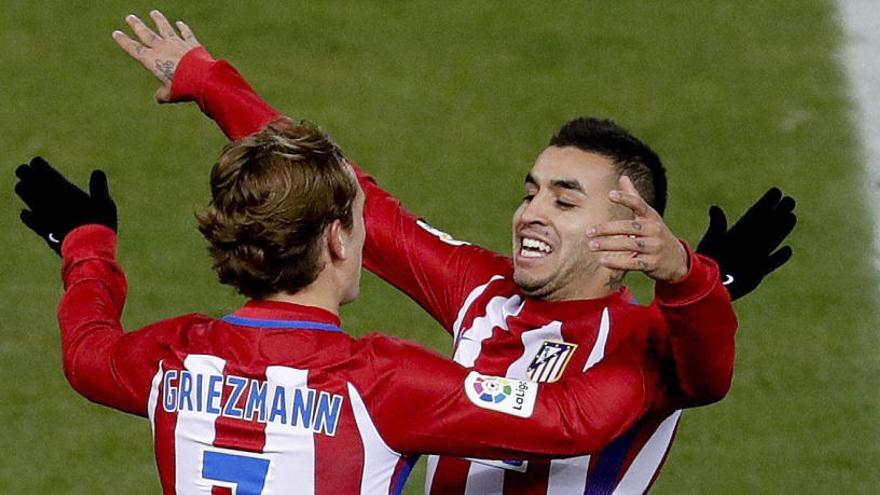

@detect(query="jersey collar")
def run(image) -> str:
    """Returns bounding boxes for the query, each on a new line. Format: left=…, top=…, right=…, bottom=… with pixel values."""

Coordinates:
left=223, top=300, right=343, bottom=332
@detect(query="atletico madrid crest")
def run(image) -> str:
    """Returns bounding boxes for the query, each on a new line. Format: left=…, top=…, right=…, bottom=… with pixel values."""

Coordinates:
left=526, top=340, right=578, bottom=383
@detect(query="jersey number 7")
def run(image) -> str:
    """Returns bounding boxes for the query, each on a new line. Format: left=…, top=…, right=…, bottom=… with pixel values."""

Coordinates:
left=202, top=450, right=271, bottom=494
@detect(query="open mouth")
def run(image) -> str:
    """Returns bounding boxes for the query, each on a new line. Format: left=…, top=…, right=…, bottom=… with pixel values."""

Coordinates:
left=519, top=236, right=553, bottom=258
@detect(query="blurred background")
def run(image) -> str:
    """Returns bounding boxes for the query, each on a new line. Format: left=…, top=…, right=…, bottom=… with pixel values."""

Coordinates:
left=1, top=1, right=877, bottom=492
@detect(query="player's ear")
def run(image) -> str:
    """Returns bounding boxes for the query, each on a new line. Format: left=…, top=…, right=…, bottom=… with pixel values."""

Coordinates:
left=326, top=219, right=347, bottom=261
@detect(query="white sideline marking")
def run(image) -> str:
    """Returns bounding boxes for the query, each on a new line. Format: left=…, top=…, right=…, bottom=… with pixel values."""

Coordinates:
left=838, top=0, right=880, bottom=269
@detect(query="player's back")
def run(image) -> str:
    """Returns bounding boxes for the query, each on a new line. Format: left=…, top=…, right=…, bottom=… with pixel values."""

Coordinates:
left=147, top=303, right=413, bottom=495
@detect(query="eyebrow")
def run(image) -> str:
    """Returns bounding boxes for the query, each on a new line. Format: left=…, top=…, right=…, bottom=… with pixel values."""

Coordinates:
left=550, top=178, right=585, bottom=193
left=524, top=174, right=586, bottom=194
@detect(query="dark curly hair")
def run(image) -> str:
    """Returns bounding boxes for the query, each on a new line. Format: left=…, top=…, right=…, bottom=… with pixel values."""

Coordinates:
left=550, top=117, right=667, bottom=215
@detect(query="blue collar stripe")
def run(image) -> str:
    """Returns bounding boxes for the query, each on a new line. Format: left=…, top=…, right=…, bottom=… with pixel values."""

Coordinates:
left=222, top=315, right=342, bottom=332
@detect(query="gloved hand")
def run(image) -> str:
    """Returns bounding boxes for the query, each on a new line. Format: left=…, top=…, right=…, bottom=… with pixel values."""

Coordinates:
left=696, top=187, right=796, bottom=301
left=14, top=157, right=117, bottom=255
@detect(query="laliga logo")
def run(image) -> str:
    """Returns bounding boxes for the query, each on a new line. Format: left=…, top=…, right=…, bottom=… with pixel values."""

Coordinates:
left=472, top=376, right=514, bottom=404
left=465, top=372, right=536, bottom=418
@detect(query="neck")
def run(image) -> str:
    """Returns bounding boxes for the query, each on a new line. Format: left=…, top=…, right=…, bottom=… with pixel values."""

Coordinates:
left=536, top=267, right=625, bottom=302
left=265, top=275, right=341, bottom=316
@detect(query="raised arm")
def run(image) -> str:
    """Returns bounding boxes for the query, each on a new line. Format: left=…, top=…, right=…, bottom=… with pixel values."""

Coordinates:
left=113, top=12, right=507, bottom=331
left=15, top=158, right=171, bottom=415
left=356, top=333, right=655, bottom=459
left=587, top=176, right=737, bottom=407
left=112, top=11, right=281, bottom=140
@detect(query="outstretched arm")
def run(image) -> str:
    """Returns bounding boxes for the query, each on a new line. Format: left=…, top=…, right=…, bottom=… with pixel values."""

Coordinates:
left=113, top=12, right=507, bottom=332
left=358, top=333, right=653, bottom=458
left=15, top=159, right=172, bottom=415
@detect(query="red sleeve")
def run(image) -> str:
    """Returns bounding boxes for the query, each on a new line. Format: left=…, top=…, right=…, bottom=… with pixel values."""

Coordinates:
left=170, top=48, right=510, bottom=332
left=170, top=47, right=282, bottom=140
left=58, top=225, right=190, bottom=416
left=652, top=242, right=738, bottom=409
left=356, top=166, right=511, bottom=330
left=353, top=334, right=650, bottom=458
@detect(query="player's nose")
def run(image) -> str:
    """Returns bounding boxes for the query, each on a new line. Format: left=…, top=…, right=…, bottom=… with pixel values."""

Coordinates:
left=519, top=194, right=550, bottom=226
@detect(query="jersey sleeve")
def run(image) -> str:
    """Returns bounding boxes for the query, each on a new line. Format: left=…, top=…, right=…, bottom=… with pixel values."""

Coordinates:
left=355, top=166, right=511, bottom=330
left=352, top=334, right=651, bottom=459
left=58, top=225, right=191, bottom=416
left=169, top=46, right=282, bottom=140
left=169, top=47, right=511, bottom=331
left=652, top=242, right=738, bottom=410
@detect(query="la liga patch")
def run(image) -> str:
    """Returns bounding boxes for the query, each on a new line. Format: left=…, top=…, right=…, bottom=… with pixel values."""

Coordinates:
left=464, top=372, right=538, bottom=418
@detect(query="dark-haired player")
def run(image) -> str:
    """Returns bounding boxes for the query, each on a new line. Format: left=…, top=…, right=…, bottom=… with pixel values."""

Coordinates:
left=15, top=122, right=735, bottom=494
left=112, top=11, right=795, bottom=494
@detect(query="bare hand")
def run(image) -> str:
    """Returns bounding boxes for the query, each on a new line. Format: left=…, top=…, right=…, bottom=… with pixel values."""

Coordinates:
left=112, top=10, right=201, bottom=103
left=587, top=176, right=689, bottom=282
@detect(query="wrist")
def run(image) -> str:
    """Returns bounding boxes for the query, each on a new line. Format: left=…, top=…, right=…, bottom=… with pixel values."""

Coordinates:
left=169, top=46, right=215, bottom=102
left=667, top=241, right=690, bottom=283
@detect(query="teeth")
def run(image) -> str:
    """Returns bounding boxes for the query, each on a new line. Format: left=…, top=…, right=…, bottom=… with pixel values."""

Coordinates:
left=520, top=248, right=544, bottom=258
left=522, top=237, right=552, bottom=253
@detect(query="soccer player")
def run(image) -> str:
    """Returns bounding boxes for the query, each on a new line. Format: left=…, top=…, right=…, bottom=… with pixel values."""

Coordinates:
left=14, top=122, right=734, bottom=493
left=112, top=11, right=795, bottom=493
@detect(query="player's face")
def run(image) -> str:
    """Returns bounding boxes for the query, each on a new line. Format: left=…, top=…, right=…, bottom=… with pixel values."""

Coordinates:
left=512, top=146, right=620, bottom=300
left=341, top=184, right=366, bottom=305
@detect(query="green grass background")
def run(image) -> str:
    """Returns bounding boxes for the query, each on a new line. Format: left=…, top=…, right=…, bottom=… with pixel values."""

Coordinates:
left=1, top=0, right=876, bottom=493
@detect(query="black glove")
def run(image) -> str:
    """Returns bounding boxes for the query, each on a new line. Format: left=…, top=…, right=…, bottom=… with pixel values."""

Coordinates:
left=14, top=156, right=117, bottom=255
left=696, top=187, right=796, bottom=301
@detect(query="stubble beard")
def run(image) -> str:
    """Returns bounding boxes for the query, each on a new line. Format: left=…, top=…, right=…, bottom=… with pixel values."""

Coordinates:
left=514, top=254, right=602, bottom=301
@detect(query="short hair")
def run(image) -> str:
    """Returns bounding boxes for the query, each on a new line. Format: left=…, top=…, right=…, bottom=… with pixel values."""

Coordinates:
left=549, top=117, right=667, bottom=215
left=196, top=119, right=357, bottom=300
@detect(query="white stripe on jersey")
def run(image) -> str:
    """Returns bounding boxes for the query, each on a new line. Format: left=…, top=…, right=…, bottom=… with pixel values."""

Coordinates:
left=613, top=410, right=682, bottom=495
left=347, top=383, right=402, bottom=495
left=148, top=361, right=164, bottom=438
left=452, top=275, right=504, bottom=344
left=425, top=455, right=439, bottom=493
left=453, top=294, right=524, bottom=368
left=262, top=366, right=314, bottom=493
left=444, top=306, right=615, bottom=494
left=464, top=462, right=505, bottom=495
left=583, top=308, right=611, bottom=372
left=547, top=455, right=591, bottom=494
left=504, top=321, right=563, bottom=379
left=175, top=354, right=226, bottom=495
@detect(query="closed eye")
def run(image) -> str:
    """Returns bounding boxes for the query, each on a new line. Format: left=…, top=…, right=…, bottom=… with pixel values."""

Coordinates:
left=555, top=200, right=575, bottom=209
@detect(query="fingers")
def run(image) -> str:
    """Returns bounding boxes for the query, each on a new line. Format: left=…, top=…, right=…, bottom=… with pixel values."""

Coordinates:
left=20, top=209, right=50, bottom=238
left=154, top=85, right=171, bottom=103
left=89, top=170, right=110, bottom=201
left=149, top=10, right=178, bottom=39
left=599, top=253, right=652, bottom=273
left=112, top=30, right=145, bottom=60
left=777, top=195, right=796, bottom=213
left=589, top=235, right=659, bottom=254
left=176, top=20, right=197, bottom=42
left=738, top=187, right=784, bottom=226
left=588, top=219, right=659, bottom=238
left=15, top=163, right=31, bottom=181
left=765, top=246, right=793, bottom=273
left=696, top=205, right=728, bottom=255
left=125, top=14, right=161, bottom=46
left=707, top=205, right=728, bottom=237
left=609, top=176, right=653, bottom=218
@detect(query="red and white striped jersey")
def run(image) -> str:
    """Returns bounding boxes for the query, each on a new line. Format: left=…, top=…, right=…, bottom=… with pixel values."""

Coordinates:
left=167, top=47, right=738, bottom=494
left=59, top=225, right=705, bottom=495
